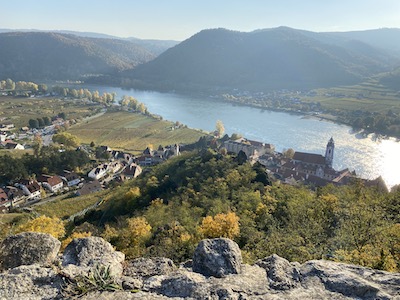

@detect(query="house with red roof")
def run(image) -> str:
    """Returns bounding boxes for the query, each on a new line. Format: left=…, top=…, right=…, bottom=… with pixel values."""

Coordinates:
left=37, top=175, right=64, bottom=193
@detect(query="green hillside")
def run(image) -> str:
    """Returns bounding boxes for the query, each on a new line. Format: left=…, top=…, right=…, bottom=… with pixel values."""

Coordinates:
left=0, top=32, right=155, bottom=81
left=68, top=150, right=400, bottom=270
left=123, top=27, right=399, bottom=92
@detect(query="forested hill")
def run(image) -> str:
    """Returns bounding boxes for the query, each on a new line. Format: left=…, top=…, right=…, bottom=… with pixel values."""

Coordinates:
left=79, top=149, right=400, bottom=271
left=0, top=32, right=156, bottom=81
left=123, top=27, right=400, bottom=92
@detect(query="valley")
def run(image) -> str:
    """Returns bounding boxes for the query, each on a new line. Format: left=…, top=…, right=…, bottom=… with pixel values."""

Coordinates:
left=0, top=21, right=399, bottom=288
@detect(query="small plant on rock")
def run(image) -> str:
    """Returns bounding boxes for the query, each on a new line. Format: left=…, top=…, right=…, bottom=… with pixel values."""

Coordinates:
left=61, top=264, right=121, bottom=298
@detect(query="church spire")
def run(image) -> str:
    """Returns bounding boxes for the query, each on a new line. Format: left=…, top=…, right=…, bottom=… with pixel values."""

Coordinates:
left=325, top=137, right=334, bottom=168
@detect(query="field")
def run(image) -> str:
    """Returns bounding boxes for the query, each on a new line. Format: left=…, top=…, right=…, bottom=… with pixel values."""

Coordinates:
left=68, top=110, right=207, bottom=152
left=0, top=96, right=104, bottom=128
left=33, top=192, right=103, bottom=219
left=301, top=79, right=400, bottom=114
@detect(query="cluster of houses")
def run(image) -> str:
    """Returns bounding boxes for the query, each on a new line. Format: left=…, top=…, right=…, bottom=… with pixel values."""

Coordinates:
left=0, top=170, right=81, bottom=212
left=0, top=117, right=71, bottom=150
left=0, top=123, right=25, bottom=150
left=224, top=137, right=388, bottom=191
left=0, top=143, right=182, bottom=213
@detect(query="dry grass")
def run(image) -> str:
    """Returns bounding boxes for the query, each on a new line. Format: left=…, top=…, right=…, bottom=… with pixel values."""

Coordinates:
left=68, top=110, right=206, bottom=152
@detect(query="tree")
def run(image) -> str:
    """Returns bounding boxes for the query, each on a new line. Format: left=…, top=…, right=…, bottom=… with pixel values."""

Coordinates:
left=16, top=215, right=65, bottom=239
left=95, top=146, right=110, bottom=160
left=32, top=135, right=43, bottom=157
left=282, top=148, right=295, bottom=159
left=38, top=84, right=48, bottom=94
left=137, top=103, right=147, bottom=114
left=104, top=216, right=152, bottom=258
left=231, top=133, right=242, bottom=140
left=84, top=89, right=92, bottom=101
left=52, top=132, right=80, bottom=148
left=43, top=116, right=51, bottom=126
left=61, top=231, right=92, bottom=251
left=58, top=112, right=66, bottom=120
left=37, top=118, right=45, bottom=128
left=215, top=120, right=225, bottom=137
left=199, top=212, right=240, bottom=240
left=29, top=119, right=39, bottom=129
left=70, top=89, right=78, bottom=98
left=5, top=78, right=15, bottom=90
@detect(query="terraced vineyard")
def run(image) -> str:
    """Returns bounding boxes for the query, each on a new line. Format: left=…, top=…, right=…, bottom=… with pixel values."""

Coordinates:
left=68, top=110, right=207, bottom=152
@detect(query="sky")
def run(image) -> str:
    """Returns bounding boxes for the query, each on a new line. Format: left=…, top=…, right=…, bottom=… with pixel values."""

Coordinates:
left=1, top=0, right=400, bottom=41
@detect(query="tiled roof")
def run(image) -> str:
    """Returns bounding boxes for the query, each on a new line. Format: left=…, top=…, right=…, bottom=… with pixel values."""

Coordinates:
left=293, top=152, right=326, bottom=165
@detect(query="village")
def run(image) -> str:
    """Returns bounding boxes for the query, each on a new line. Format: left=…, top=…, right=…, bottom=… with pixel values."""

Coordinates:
left=1, top=120, right=389, bottom=214
left=223, top=136, right=387, bottom=191
left=0, top=138, right=182, bottom=213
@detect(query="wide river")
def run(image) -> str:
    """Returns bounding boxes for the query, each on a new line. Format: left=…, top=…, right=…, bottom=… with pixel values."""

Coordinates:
left=73, top=85, right=400, bottom=189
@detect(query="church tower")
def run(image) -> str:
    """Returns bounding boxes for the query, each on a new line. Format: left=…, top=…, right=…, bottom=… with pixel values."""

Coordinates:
left=325, top=137, right=334, bottom=168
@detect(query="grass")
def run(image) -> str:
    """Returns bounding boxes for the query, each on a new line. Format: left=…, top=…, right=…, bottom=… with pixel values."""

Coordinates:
left=68, top=110, right=206, bottom=152
left=0, top=96, right=103, bottom=129
left=0, top=149, right=33, bottom=157
left=0, top=213, right=25, bottom=224
left=301, top=79, right=400, bottom=114
left=33, top=192, right=103, bottom=219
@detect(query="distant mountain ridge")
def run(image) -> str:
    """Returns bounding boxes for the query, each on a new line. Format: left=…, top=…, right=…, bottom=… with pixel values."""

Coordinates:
left=123, top=27, right=400, bottom=92
left=1, top=27, right=399, bottom=91
left=0, top=31, right=157, bottom=81
left=0, top=28, right=180, bottom=55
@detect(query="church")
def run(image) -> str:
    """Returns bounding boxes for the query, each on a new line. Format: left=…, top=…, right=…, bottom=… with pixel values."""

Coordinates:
left=278, top=138, right=354, bottom=186
left=290, top=137, right=336, bottom=180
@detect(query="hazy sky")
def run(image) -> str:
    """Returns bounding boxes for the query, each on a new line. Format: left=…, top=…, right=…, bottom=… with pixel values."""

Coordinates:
left=2, top=0, right=400, bottom=40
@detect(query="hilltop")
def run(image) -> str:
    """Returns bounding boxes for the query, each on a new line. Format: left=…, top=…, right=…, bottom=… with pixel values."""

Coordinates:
left=0, top=32, right=156, bottom=81
left=1, top=27, right=400, bottom=92
left=123, top=27, right=400, bottom=92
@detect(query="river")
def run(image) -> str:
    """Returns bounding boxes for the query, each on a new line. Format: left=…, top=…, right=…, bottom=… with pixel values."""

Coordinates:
left=66, top=84, right=400, bottom=189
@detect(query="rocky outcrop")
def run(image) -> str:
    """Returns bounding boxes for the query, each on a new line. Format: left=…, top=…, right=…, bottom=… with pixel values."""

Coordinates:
left=192, top=238, right=242, bottom=278
left=0, top=233, right=399, bottom=300
left=0, top=232, right=60, bottom=270
left=62, top=236, right=125, bottom=277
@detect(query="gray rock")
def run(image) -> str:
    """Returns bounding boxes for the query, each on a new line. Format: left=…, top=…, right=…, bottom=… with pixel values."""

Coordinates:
left=79, top=290, right=180, bottom=299
left=255, top=254, right=301, bottom=290
left=158, top=271, right=207, bottom=298
left=120, top=275, right=143, bottom=290
left=301, top=260, right=397, bottom=300
left=0, top=232, right=60, bottom=270
left=0, top=264, right=61, bottom=300
left=123, top=257, right=176, bottom=278
left=192, top=238, right=242, bottom=278
left=0, top=234, right=399, bottom=300
left=62, top=236, right=125, bottom=277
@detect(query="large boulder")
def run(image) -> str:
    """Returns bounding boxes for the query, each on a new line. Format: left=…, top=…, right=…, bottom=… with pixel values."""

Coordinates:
left=192, top=238, right=242, bottom=278
left=256, top=254, right=301, bottom=290
left=0, top=232, right=60, bottom=270
left=300, top=260, right=399, bottom=300
left=62, top=236, right=125, bottom=277
left=0, top=264, right=61, bottom=300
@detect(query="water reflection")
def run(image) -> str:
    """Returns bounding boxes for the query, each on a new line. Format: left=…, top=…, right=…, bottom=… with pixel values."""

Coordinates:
left=68, top=85, right=400, bottom=189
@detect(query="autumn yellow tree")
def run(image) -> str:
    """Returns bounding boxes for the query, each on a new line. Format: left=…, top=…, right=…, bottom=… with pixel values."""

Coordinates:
left=52, top=132, right=80, bottom=148
left=199, top=212, right=240, bottom=239
left=103, top=216, right=152, bottom=258
left=61, top=231, right=92, bottom=251
left=16, top=215, right=65, bottom=239
left=215, top=120, right=225, bottom=137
